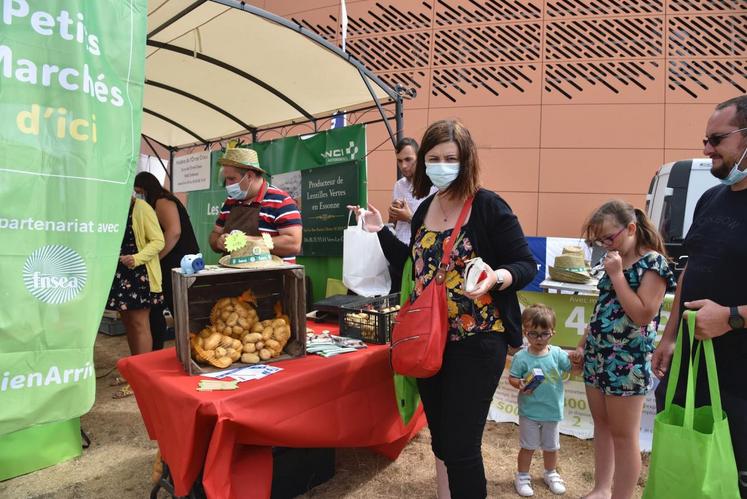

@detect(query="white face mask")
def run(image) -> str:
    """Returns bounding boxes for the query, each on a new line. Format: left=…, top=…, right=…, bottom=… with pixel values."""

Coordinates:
left=225, top=173, right=249, bottom=200
left=425, top=162, right=460, bottom=189
left=720, top=145, right=747, bottom=186
left=133, top=191, right=145, bottom=200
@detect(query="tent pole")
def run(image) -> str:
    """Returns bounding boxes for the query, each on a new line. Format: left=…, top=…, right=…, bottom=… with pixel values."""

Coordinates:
left=356, top=67, right=396, bottom=148
left=143, top=134, right=171, bottom=181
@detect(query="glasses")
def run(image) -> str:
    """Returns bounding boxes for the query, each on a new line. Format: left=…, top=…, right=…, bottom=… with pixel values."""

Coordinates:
left=587, top=226, right=626, bottom=247
left=525, top=330, right=553, bottom=340
left=703, top=127, right=747, bottom=147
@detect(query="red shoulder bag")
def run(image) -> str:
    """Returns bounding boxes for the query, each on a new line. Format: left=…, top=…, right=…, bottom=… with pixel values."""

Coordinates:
left=390, top=196, right=474, bottom=378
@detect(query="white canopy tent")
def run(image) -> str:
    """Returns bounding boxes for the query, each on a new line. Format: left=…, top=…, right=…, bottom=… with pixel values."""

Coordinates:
left=143, top=0, right=405, bottom=151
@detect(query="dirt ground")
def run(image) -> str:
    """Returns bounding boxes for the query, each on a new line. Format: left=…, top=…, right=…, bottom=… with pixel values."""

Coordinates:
left=1, top=333, right=646, bottom=499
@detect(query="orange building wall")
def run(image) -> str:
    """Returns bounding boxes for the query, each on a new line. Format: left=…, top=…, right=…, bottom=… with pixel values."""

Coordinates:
left=248, top=0, right=746, bottom=237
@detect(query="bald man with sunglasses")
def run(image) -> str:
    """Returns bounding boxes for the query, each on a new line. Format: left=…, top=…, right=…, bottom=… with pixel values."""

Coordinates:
left=652, top=95, right=747, bottom=496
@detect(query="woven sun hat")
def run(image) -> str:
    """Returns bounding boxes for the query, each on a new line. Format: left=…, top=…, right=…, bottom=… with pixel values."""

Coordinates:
left=218, top=147, right=266, bottom=175
left=548, top=246, right=591, bottom=283
left=218, top=231, right=285, bottom=269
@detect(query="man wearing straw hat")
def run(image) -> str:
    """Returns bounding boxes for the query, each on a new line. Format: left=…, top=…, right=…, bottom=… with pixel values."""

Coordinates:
left=208, top=147, right=302, bottom=263
left=652, top=95, right=747, bottom=496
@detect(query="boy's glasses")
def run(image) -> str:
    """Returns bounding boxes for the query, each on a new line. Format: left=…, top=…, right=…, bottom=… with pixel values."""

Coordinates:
left=586, top=226, right=626, bottom=247
left=525, top=330, right=552, bottom=340
left=703, top=127, right=747, bottom=147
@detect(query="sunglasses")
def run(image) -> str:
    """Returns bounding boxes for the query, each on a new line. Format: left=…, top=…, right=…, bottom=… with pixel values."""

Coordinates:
left=703, top=127, right=747, bottom=147
left=525, top=330, right=553, bottom=340
left=586, top=226, right=626, bottom=247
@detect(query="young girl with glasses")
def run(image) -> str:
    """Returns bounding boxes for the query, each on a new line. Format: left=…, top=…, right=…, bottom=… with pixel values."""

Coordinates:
left=571, top=200, right=675, bottom=499
left=509, top=303, right=572, bottom=497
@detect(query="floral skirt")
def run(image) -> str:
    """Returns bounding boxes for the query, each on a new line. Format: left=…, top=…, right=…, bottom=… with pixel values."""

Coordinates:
left=107, top=263, right=163, bottom=311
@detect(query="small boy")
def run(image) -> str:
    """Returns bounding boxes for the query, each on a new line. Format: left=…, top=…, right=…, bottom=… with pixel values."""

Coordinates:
left=509, top=303, right=571, bottom=497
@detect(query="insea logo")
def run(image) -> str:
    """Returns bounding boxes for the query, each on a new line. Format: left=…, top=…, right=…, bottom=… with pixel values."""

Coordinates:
left=23, top=245, right=87, bottom=304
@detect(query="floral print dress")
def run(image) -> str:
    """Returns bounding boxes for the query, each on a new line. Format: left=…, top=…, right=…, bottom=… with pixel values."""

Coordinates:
left=583, top=251, right=675, bottom=396
left=412, top=226, right=503, bottom=342
left=106, top=202, right=163, bottom=311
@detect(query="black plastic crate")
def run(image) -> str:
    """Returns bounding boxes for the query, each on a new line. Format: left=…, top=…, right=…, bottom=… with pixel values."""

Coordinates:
left=339, top=293, right=400, bottom=344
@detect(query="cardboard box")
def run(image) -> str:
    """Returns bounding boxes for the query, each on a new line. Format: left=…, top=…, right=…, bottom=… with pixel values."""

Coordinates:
left=172, top=265, right=306, bottom=375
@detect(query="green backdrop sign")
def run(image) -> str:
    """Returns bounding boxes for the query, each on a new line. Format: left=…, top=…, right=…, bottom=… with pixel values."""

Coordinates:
left=0, top=0, right=147, bottom=437
left=301, top=161, right=359, bottom=256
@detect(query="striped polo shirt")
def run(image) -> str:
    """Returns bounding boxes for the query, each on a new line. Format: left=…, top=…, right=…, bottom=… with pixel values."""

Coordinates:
left=216, top=181, right=302, bottom=262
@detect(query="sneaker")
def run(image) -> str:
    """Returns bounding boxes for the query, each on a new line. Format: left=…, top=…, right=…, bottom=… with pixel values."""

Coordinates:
left=514, top=473, right=534, bottom=497
left=543, top=470, right=566, bottom=495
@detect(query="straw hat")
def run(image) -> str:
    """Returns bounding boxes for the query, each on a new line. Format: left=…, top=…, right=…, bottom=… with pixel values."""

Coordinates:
left=548, top=246, right=591, bottom=283
left=218, top=231, right=285, bottom=269
left=218, top=147, right=266, bottom=175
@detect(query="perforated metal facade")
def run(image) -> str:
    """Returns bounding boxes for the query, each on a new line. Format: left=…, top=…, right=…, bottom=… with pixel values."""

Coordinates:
left=250, top=0, right=746, bottom=236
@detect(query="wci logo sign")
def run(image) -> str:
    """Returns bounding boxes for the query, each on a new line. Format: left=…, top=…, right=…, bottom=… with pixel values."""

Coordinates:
left=320, top=141, right=359, bottom=163
left=23, top=245, right=87, bottom=304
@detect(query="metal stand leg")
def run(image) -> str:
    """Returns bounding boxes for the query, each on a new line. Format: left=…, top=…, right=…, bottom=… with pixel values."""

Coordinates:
left=150, top=461, right=205, bottom=499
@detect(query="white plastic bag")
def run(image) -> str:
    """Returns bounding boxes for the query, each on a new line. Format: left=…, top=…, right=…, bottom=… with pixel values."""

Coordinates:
left=342, top=211, right=391, bottom=296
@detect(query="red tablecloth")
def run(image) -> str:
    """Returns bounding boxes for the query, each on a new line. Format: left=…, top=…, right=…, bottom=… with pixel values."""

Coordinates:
left=117, top=338, right=425, bottom=499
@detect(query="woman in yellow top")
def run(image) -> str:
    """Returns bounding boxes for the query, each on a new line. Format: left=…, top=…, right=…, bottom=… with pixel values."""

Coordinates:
left=107, top=195, right=164, bottom=397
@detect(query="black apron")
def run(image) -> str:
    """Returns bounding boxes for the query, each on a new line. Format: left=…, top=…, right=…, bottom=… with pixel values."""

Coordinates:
left=222, top=181, right=267, bottom=251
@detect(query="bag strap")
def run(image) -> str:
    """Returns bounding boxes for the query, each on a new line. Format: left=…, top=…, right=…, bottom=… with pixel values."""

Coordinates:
left=438, top=196, right=474, bottom=268
left=689, top=330, right=725, bottom=424
left=664, top=311, right=695, bottom=424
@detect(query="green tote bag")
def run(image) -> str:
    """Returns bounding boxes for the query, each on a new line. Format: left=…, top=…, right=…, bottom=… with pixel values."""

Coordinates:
left=643, top=311, right=740, bottom=499
left=393, top=257, right=421, bottom=425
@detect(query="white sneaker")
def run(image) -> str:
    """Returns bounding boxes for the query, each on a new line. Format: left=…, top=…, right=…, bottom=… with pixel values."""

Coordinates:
left=543, top=470, right=566, bottom=495
left=514, top=473, right=534, bottom=497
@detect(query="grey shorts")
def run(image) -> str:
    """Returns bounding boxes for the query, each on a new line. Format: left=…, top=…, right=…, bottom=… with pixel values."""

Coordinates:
left=519, top=416, right=560, bottom=451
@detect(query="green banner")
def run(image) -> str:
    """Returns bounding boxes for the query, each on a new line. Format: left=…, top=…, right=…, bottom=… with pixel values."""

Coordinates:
left=0, top=0, right=147, bottom=437
left=518, top=291, right=674, bottom=349
left=301, top=161, right=359, bottom=256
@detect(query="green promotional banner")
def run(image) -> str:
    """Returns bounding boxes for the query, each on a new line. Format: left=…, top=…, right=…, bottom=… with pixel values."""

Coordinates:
left=518, top=290, right=674, bottom=349
left=301, top=161, right=359, bottom=256
left=0, top=0, right=147, bottom=438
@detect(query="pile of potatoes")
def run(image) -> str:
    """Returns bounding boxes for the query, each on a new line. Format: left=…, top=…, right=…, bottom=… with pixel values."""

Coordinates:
left=344, top=304, right=401, bottom=342
left=189, top=295, right=292, bottom=369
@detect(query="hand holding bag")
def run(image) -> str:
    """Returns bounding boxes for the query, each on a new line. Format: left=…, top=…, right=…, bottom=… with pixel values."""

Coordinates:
left=389, top=196, right=473, bottom=378
left=342, top=210, right=391, bottom=297
left=643, top=311, right=740, bottom=499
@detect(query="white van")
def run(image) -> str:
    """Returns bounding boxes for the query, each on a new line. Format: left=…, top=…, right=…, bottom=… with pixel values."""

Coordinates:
left=645, top=158, right=720, bottom=262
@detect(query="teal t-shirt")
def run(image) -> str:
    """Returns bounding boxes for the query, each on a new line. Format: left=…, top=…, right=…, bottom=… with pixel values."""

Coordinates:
left=509, top=345, right=571, bottom=422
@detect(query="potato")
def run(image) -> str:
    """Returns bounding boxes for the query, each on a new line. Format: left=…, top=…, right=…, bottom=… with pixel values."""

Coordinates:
left=259, top=348, right=272, bottom=360
left=227, top=348, right=241, bottom=362
left=255, top=341, right=264, bottom=350
left=203, top=332, right=222, bottom=350
left=243, top=332, right=262, bottom=343
left=214, top=346, right=227, bottom=358
left=265, top=339, right=280, bottom=350
left=271, top=318, right=286, bottom=328
left=220, top=335, right=234, bottom=348
left=261, top=319, right=273, bottom=327
left=243, top=342, right=257, bottom=353
left=261, top=327, right=274, bottom=341
left=241, top=353, right=260, bottom=364
left=251, top=323, right=264, bottom=333
left=232, top=338, right=242, bottom=350
left=226, top=312, right=238, bottom=326
left=232, top=325, right=244, bottom=336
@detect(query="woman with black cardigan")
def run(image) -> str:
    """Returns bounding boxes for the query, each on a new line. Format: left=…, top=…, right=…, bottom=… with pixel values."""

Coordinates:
left=351, top=119, right=536, bottom=498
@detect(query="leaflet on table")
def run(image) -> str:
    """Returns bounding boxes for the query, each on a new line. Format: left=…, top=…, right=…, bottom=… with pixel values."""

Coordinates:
left=201, top=364, right=284, bottom=382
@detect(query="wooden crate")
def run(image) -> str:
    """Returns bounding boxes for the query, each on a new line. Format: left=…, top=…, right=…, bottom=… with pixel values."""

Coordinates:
left=172, top=265, right=306, bottom=375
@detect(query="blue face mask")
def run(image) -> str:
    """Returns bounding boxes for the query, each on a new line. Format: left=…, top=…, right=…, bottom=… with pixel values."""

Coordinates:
left=720, top=146, right=747, bottom=186
left=226, top=173, right=248, bottom=200
left=425, top=162, right=460, bottom=190
left=133, top=192, right=145, bottom=201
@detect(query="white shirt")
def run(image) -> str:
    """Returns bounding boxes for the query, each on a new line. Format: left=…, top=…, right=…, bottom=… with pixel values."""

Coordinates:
left=392, top=177, right=437, bottom=244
